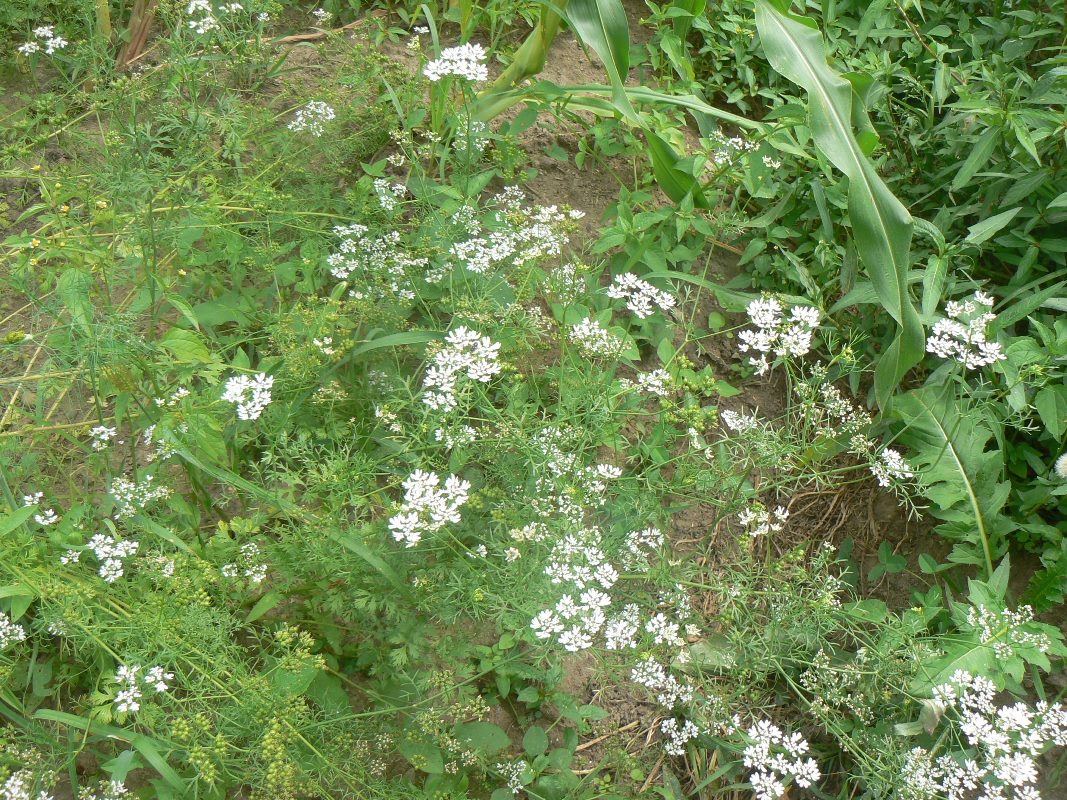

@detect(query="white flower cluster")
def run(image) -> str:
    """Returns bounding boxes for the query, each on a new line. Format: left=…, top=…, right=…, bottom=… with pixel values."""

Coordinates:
left=494, top=759, right=528, bottom=795
left=155, top=387, right=190, bottom=408
left=528, top=429, right=622, bottom=521
left=373, top=178, right=407, bottom=212
left=326, top=224, right=426, bottom=301
left=18, top=24, right=68, bottom=56
left=287, top=100, right=336, bottom=137
left=0, top=611, right=27, bottom=651
left=422, top=327, right=502, bottom=412
left=927, top=291, right=1005, bottom=370
left=388, top=469, right=470, bottom=547
left=966, top=604, right=1051, bottom=659
left=738, top=503, right=789, bottom=538
left=606, top=273, right=676, bottom=319
left=661, top=718, right=701, bottom=756
left=743, top=720, right=821, bottom=800
left=904, top=670, right=1067, bottom=800
left=141, top=424, right=180, bottom=462
left=720, top=409, right=760, bottom=433
left=448, top=187, right=584, bottom=277
left=870, top=448, right=913, bottom=488
left=792, top=368, right=873, bottom=440
left=738, top=296, right=820, bottom=375
left=620, top=368, right=672, bottom=397
left=109, top=474, right=172, bottom=519
left=434, top=425, right=477, bottom=450
left=620, top=526, right=664, bottom=571
left=222, top=372, right=274, bottom=421
left=114, top=664, right=173, bottom=714
left=568, top=318, right=624, bottom=359
left=221, top=542, right=267, bottom=584
left=423, top=43, right=489, bottom=83
left=532, top=527, right=618, bottom=652
left=22, top=492, right=58, bottom=526
left=71, top=533, right=140, bottom=582
left=1, top=768, right=54, bottom=800
left=544, top=262, right=586, bottom=298
left=704, top=129, right=753, bottom=167
left=185, top=0, right=219, bottom=34
left=632, top=656, right=695, bottom=708
left=89, top=425, right=118, bottom=451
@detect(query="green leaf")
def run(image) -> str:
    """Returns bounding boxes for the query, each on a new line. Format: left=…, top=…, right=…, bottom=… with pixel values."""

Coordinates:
left=964, top=207, right=1022, bottom=246
left=160, top=329, right=211, bottom=364
left=349, top=330, right=440, bottom=359
left=245, top=591, right=284, bottom=623
left=399, top=739, right=444, bottom=774
left=332, top=528, right=410, bottom=597
left=166, top=294, right=200, bottom=331
left=0, top=506, right=35, bottom=537
left=566, top=0, right=633, bottom=115
left=951, top=127, right=999, bottom=191
left=755, top=0, right=924, bottom=405
left=891, top=385, right=1009, bottom=577
left=914, top=635, right=997, bottom=692
left=1034, top=385, right=1067, bottom=439
left=56, top=269, right=93, bottom=337
left=523, top=726, right=549, bottom=757
left=34, top=710, right=185, bottom=790
left=455, top=721, right=511, bottom=756
left=1048, top=191, right=1067, bottom=210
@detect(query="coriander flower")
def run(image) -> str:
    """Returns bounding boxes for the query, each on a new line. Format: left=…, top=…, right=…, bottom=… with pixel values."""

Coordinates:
left=870, top=447, right=912, bottom=487
left=423, top=43, right=489, bottom=83
left=0, top=612, right=27, bottom=651
left=737, top=296, right=820, bottom=375
left=422, top=327, right=501, bottom=412
left=568, top=318, right=623, bottom=359
left=222, top=372, right=274, bottom=420
left=89, top=425, right=118, bottom=451
left=606, top=273, right=676, bottom=319
left=927, top=291, right=1005, bottom=369
left=287, top=100, right=335, bottom=137
left=388, top=469, right=470, bottom=547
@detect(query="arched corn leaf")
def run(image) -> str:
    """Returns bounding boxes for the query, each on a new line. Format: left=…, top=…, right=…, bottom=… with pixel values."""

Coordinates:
left=754, top=0, right=925, bottom=406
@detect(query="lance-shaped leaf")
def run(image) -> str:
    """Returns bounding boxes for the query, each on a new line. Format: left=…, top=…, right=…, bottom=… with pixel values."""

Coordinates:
left=755, top=0, right=924, bottom=405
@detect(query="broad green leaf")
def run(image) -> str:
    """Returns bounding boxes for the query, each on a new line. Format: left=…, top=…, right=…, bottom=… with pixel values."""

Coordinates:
left=399, top=739, right=444, bottom=774
left=891, top=384, right=1010, bottom=577
left=523, top=725, right=549, bottom=757
left=0, top=506, right=35, bottom=537
left=755, top=0, right=924, bottom=405
left=349, top=330, right=440, bottom=358
left=1034, top=385, right=1067, bottom=439
left=57, top=269, right=93, bottom=337
left=160, top=328, right=212, bottom=364
left=455, top=721, right=511, bottom=756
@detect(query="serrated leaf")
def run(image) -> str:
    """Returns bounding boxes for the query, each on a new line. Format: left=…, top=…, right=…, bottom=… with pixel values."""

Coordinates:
left=891, top=384, right=1010, bottom=578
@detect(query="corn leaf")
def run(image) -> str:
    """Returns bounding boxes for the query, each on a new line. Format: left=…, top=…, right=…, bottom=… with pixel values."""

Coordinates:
left=755, top=0, right=924, bottom=405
